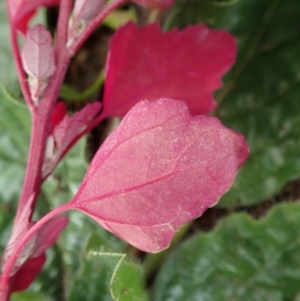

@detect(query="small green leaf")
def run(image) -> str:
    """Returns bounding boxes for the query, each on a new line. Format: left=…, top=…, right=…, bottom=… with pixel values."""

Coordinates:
left=153, top=202, right=300, bottom=301
left=69, top=251, right=148, bottom=301
left=110, top=254, right=148, bottom=301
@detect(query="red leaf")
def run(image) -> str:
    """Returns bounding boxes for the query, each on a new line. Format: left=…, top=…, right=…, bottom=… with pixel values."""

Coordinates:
left=50, top=102, right=68, bottom=134
left=132, top=0, right=175, bottom=9
left=7, top=0, right=60, bottom=33
left=103, top=22, right=236, bottom=118
left=70, top=98, right=248, bottom=252
left=11, top=254, right=46, bottom=292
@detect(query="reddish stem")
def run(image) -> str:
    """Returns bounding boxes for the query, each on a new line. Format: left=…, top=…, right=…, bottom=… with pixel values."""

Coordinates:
left=70, top=0, right=129, bottom=55
left=0, top=203, right=72, bottom=297
left=15, top=49, right=72, bottom=222
left=55, top=0, right=73, bottom=55
left=0, top=286, right=10, bottom=301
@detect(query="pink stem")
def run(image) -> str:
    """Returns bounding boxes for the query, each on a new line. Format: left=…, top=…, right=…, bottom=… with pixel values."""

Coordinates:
left=55, top=0, right=73, bottom=54
left=0, top=286, right=10, bottom=301
left=0, top=203, right=72, bottom=296
left=15, top=49, right=72, bottom=222
left=70, top=0, right=129, bottom=54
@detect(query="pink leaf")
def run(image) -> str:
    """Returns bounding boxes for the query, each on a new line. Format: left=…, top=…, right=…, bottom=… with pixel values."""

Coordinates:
left=132, top=0, right=175, bottom=9
left=21, top=24, right=56, bottom=104
left=73, top=0, right=105, bottom=20
left=7, top=0, right=60, bottom=33
left=33, top=216, right=68, bottom=257
left=103, top=22, right=236, bottom=118
left=67, top=0, right=105, bottom=47
left=42, top=102, right=102, bottom=178
left=70, top=98, right=249, bottom=252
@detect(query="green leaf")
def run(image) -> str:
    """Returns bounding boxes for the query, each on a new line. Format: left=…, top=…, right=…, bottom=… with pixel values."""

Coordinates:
left=169, top=0, right=300, bottom=206
left=69, top=251, right=148, bottom=301
left=0, top=89, right=29, bottom=260
left=0, top=88, right=30, bottom=202
left=0, top=0, right=20, bottom=95
left=110, top=255, right=148, bottom=301
left=59, top=70, right=104, bottom=101
left=11, top=291, right=53, bottom=301
left=166, top=0, right=236, bottom=29
left=153, top=202, right=300, bottom=301
left=103, top=8, right=137, bottom=30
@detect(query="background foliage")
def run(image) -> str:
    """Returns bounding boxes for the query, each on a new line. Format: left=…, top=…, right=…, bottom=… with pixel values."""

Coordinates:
left=1, top=0, right=300, bottom=300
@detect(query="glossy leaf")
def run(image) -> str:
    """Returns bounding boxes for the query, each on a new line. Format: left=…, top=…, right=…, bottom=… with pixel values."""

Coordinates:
left=216, top=0, right=300, bottom=206
left=153, top=202, right=300, bottom=301
left=103, top=22, right=236, bottom=118
left=70, top=98, right=248, bottom=252
left=166, top=0, right=236, bottom=29
left=169, top=0, right=300, bottom=206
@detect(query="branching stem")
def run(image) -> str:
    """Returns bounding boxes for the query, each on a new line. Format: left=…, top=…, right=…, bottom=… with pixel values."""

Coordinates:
left=1, top=203, right=72, bottom=294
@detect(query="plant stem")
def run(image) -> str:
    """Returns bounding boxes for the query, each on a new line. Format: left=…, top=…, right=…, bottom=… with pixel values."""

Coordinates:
left=0, top=203, right=72, bottom=295
left=55, top=0, right=73, bottom=55
left=70, top=0, right=129, bottom=54
left=15, top=49, right=72, bottom=222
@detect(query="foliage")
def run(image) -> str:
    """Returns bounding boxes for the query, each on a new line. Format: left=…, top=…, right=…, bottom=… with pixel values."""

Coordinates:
left=0, top=0, right=300, bottom=300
